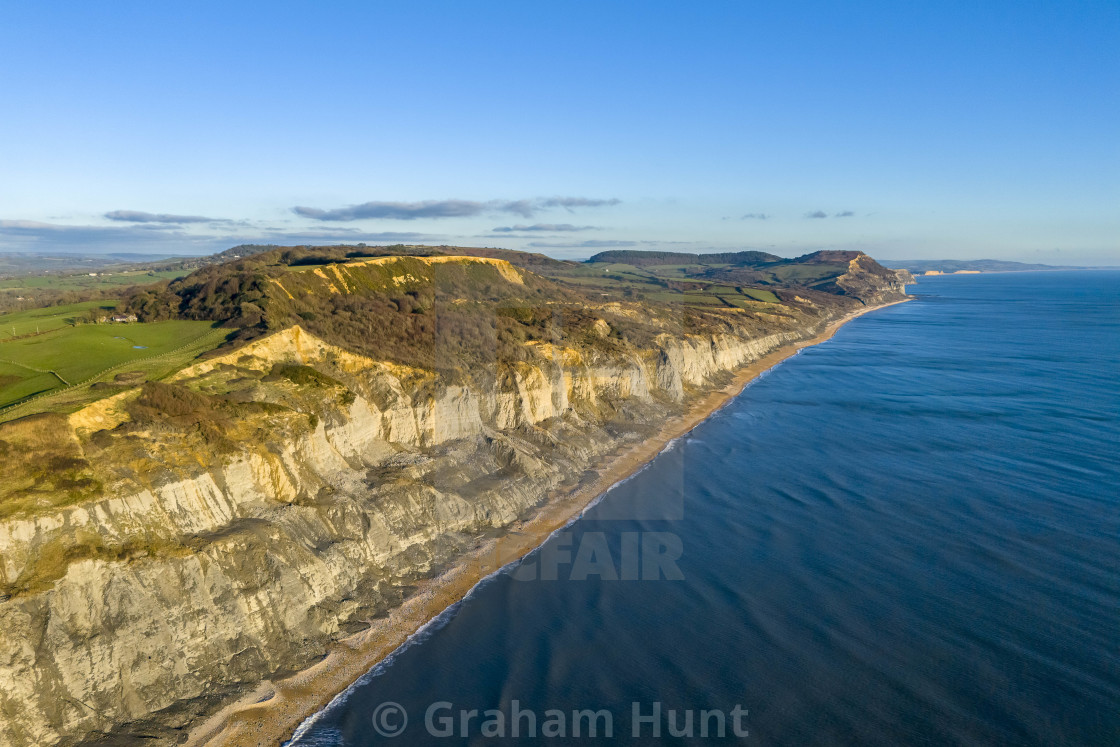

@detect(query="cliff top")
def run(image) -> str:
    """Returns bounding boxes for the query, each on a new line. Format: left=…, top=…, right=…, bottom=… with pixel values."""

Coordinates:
left=0, top=245, right=910, bottom=433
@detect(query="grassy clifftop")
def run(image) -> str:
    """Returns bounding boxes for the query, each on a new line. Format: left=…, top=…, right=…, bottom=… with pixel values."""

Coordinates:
left=0, top=246, right=909, bottom=423
left=0, top=246, right=912, bottom=528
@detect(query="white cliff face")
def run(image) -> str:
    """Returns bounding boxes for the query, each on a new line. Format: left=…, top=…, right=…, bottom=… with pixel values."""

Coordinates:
left=0, top=323, right=813, bottom=746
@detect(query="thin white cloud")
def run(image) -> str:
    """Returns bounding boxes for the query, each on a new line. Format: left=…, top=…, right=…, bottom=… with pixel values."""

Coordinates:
left=528, top=239, right=639, bottom=249
left=258, top=230, right=438, bottom=242
left=491, top=223, right=599, bottom=233
left=104, top=210, right=230, bottom=224
left=293, top=197, right=621, bottom=221
left=0, top=219, right=225, bottom=254
left=537, top=197, right=621, bottom=211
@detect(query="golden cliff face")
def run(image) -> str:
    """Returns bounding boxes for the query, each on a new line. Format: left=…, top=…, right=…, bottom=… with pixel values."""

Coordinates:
left=0, top=312, right=831, bottom=744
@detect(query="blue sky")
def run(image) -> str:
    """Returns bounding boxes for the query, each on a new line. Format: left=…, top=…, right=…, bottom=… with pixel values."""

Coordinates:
left=1, top=1, right=1116, bottom=263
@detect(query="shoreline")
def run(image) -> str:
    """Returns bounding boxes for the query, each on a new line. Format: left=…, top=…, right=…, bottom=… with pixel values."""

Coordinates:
left=189, top=297, right=910, bottom=747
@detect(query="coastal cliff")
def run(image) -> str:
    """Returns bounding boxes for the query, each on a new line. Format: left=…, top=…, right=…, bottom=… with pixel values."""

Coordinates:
left=0, top=252, right=909, bottom=745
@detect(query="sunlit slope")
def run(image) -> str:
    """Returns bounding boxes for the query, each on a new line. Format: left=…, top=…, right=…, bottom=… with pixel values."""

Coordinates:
left=552, top=249, right=912, bottom=309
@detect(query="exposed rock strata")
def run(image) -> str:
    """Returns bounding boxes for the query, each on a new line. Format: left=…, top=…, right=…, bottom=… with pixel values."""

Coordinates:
left=0, top=270, right=909, bottom=745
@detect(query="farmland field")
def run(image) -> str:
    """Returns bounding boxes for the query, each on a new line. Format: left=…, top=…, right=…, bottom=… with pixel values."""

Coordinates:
left=0, top=268, right=187, bottom=292
left=0, top=320, right=226, bottom=411
left=0, top=301, right=119, bottom=339
left=739, top=287, right=780, bottom=303
left=764, top=263, right=847, bottom=285
left=0, top=361, right=58, bottom=405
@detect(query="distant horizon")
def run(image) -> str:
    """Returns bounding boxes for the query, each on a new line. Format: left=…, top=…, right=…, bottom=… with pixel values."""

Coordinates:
left=0, top=220, right=1115, bottom=269
left=1, top=243, right=1118, bottom=271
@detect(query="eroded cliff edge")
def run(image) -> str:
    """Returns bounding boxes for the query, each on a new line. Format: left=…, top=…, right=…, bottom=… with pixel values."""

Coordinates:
left=0, top=253, right=910, bottom=745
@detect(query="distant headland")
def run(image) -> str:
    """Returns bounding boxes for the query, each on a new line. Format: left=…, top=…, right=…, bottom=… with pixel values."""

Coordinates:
left=887, top=259, right=1118, bottom=275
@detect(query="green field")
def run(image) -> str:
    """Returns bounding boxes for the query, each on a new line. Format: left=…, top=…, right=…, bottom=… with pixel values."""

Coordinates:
left=0, top=361, right=58, bottom=405
left=0, top=268, right=187, bottom=293
left=763, top=263, right=847, bottom=285
left=547, top=257, right=799, bottom=310
left=739, top=287, right=780, bottom=303
left=0, top=320, right=226, bottom=411
left=0, top=301, right=119, bottom=339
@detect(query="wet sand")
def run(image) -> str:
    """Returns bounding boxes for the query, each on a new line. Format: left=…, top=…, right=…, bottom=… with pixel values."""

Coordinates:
left=188, top=299, right=908, bottom=747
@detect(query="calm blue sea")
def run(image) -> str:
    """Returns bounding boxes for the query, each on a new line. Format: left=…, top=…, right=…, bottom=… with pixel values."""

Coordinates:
left=290, top=271, right=1120, bottom=746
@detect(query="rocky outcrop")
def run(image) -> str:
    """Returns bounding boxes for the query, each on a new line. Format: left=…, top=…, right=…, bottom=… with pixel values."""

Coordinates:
left=831, top=254, right=914, bottom=305
left=0, top=316, right=828, bottom=745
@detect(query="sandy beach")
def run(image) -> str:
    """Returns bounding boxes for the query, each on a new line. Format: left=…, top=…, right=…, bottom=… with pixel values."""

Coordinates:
left=187, top=298, right=908, bottom=747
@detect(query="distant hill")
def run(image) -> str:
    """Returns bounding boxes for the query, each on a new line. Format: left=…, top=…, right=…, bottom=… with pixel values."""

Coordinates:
left=0, top=252, right=187, bottom=277
left=206, top=245, right=282, bottom=264
left=886, top=259, right=1090, bottom=273
left=587, top=250, right=781, bottom=267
